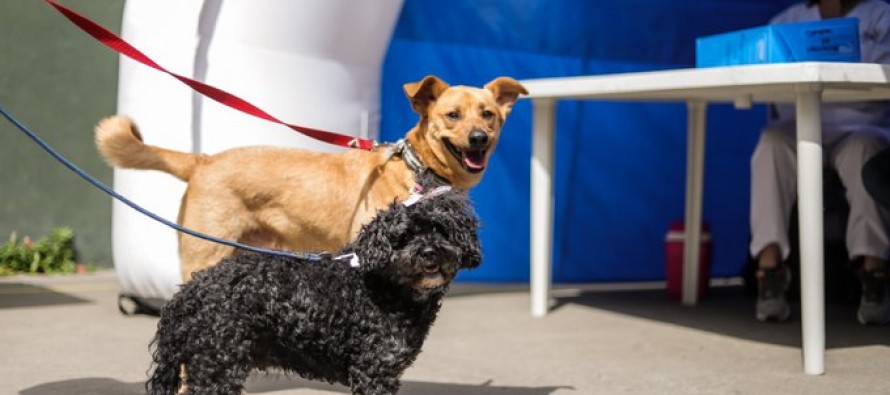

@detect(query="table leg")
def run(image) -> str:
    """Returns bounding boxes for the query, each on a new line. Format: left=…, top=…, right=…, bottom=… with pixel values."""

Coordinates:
left=795, top=85, right=826, bottom=375
left=531, top=99, right=556, bottom=317
left=683, top=101, right=707, bottom=306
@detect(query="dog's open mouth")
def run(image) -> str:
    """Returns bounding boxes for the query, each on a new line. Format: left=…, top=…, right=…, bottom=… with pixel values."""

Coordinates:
left=416, top=265, right=448, bottom=291
left=443, top=138, right=487, bottom=174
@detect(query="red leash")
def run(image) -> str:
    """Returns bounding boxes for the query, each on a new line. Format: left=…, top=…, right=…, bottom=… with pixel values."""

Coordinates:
left=43, top=0, right=375, bottom=150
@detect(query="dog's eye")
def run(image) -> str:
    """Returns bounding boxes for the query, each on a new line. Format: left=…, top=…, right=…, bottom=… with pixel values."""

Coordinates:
left=481, top=109, right=495, bottom=120
left=446, top=111, right=461, bottom=121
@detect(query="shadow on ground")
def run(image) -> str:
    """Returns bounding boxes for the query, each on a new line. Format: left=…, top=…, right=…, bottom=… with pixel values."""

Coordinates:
left=20, top=378, right=142, bottom=395
left=552, top=285, right=890, bottom=349
left=20, top=376, right=571, bottom=395
left=248, top=373, right=571, bottom=394
left=0, top=283, right=90, bottom=309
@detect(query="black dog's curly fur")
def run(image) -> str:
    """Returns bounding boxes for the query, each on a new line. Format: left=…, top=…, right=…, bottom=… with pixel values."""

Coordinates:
left=147, top=185, right=481, bottom=395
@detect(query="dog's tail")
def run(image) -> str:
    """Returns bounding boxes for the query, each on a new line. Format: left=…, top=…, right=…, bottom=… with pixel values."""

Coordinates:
left=95, top=115, right=202, bottom=181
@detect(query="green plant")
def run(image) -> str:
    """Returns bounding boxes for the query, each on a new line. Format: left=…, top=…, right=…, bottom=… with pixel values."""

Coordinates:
left=0, top=227, right=81, bottom=276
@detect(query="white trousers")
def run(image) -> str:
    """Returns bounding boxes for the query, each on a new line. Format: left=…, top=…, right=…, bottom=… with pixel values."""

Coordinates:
left=749, top=125, right=890, bottom=261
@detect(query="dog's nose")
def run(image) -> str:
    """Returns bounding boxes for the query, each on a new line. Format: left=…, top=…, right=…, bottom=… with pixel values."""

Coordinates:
left=420, top=246, right=437, bottom=257
left=420, top=247, right=440, bottom=272
left=468, top=129, right=489, bottom=149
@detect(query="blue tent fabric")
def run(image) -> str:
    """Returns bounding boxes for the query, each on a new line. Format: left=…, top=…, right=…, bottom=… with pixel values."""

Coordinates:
left=381, top=0, right=801, bottom=282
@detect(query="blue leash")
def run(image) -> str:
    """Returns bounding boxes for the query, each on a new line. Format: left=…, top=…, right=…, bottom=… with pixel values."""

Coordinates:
left=0, top=104, right=327, bottom=262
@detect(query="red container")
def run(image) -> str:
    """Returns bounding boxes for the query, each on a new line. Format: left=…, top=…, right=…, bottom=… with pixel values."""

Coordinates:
left=665, top=221, right=712, bottom=300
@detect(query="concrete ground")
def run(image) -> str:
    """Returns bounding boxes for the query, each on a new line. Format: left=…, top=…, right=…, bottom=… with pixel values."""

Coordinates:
left=1, top=271, right=888, bottom=395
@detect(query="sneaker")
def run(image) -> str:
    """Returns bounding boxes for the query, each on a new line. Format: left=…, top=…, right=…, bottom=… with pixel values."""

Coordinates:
left=857, top=267, right=890, bottom=325
left=756, top=265, right=792, bottom=322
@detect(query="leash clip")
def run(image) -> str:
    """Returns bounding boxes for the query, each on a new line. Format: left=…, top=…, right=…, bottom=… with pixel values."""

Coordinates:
left=333, top=252, right=361, bottom=268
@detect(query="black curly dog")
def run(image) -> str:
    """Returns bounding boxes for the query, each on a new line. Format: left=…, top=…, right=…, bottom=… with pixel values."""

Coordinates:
left=147, top=184, right=481, bottom=395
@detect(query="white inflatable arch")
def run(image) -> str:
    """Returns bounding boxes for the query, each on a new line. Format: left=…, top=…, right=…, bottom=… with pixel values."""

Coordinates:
left=111, top=0, right=404, bottom=312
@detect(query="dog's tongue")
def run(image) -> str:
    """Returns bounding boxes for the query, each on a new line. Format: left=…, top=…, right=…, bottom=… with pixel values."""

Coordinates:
left=464, top=150, right=486, bottom=170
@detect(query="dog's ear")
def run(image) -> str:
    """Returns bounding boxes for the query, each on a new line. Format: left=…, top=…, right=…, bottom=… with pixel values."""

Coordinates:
left=484, top=77, right=528, bottom=117
left=353, top=202, right=409, bottom=273
left=404, top=75, right=450, bottom=115
left=434, top=194, right=483, bottom=270
left=354, top=225, right=393, bottom=273
left=457, top=218, right=483, bottom=269
left=461, top=234, right=482, bottom=269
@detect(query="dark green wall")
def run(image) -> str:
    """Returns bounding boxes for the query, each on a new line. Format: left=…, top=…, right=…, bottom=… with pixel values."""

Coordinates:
left=1, top=0, right=123, bottom=267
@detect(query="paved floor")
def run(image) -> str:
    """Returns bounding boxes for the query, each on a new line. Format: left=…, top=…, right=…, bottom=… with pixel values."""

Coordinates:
left=1, top=271, right=888, bottom=395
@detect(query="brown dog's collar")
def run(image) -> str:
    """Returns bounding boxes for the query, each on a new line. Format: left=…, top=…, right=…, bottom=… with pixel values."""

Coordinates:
left=387, top=139, right=427, bottom=175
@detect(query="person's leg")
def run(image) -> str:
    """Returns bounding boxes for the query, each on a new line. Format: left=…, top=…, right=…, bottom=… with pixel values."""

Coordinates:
left=862, top=146, right=890, bottom=212
left=750, top=125, right=797, bottom=321
left=835, top=134, right=890, bottom=262
left=833, top=134, right=890, bottom=325
left=750, top=126, right=798, bottom=263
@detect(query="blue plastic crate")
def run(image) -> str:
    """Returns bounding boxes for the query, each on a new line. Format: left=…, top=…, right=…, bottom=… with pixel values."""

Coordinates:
left=696, top=17, right=860, bottom=68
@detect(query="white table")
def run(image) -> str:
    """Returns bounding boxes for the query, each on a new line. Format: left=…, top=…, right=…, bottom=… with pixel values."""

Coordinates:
left=519, top=62, right=890, bottom=375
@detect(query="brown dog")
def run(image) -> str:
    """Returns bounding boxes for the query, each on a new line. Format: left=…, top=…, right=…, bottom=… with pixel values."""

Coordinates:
left=96, top=76, right=527, bottom=281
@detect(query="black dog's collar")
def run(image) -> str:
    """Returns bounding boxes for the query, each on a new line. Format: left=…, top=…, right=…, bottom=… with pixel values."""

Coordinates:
left=323, top=184, right=453, bottom=269
left=403, top=185, right=453, bottom=207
